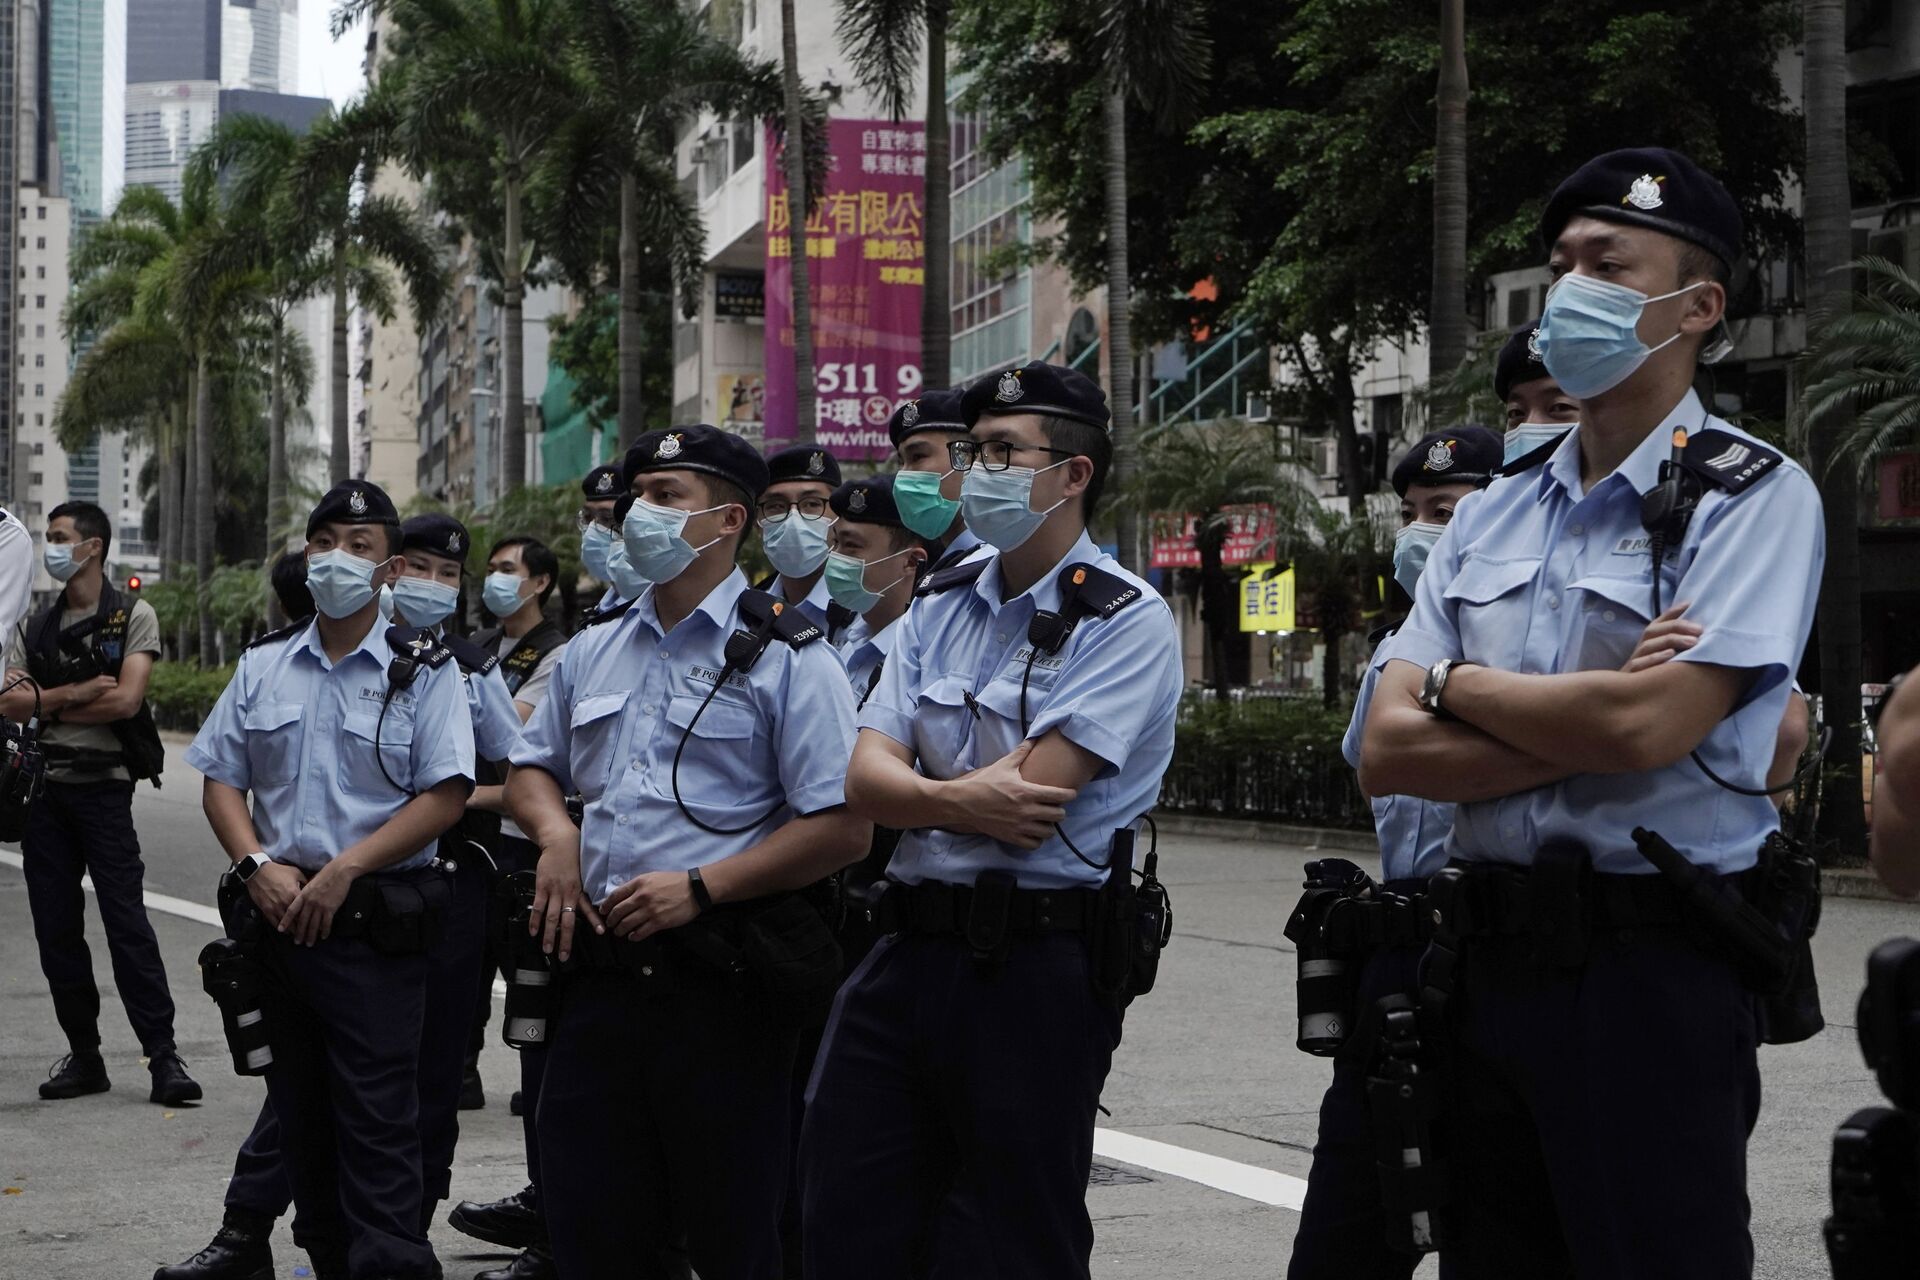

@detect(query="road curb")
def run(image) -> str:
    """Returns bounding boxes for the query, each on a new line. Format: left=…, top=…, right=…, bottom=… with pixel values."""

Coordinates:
left=1156, top=813, right=1917, bottom=905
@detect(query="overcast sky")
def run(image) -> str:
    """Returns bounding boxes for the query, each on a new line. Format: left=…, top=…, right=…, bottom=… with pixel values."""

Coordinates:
left=298, top=2, right=368, bottom=108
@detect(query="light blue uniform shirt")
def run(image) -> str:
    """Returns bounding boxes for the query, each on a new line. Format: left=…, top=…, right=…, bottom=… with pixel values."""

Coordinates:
left=595, top=585, right=625, bottom=614
left=1388, top=391, right=1825, bottom=874
left=862, top=532, right=1182, bottom=890
left=511, top=568, right=858, bottom=902
left=455, top=645, right=525, bottom=763
left=1343, top=628, right=1454, bottom=882
left=186, top=620, right=477, bottom=873
left=774, top=573, right=833, bottom=631
left=838, top=614, right=901, bottom=711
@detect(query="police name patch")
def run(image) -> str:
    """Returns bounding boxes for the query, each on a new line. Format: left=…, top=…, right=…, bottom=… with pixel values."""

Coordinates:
left=686, top=665, right=750, bottom=691
left=359, top=687, right=414, bottom=705
left=1612, top=536, right=1677, bottom=559
left=1009, top=647, right=1065, bottom=672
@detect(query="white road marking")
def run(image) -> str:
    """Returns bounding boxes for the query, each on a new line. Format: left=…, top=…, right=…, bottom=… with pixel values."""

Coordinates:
left=0, top=850, right=1306, bottom=1211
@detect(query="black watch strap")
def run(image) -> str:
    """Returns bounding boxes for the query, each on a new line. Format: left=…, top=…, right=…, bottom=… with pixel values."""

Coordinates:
left=687, top=866, right=714, bottom=914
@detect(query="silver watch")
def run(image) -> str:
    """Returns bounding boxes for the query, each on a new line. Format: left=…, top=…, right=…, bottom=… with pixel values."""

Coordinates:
left=1419, top=659, right=1462, bottom=719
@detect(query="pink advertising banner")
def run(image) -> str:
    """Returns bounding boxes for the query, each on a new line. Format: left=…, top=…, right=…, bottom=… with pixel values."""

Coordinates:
left=763, top=119, right=927, bottom=461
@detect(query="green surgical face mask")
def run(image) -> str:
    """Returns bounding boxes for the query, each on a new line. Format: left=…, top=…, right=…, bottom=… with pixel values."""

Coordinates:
left=891, top=469, right=960, bottom=540
left=823, top=546, right=913, bottom=615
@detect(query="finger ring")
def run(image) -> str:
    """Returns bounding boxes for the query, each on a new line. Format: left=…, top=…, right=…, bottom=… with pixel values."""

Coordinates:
left=561, top=906, right=575, bottom=914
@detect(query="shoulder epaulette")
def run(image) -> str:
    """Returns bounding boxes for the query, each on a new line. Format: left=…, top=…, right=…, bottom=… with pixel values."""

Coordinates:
left=386, top=625, right=454, bottom=670
left=1679, top=429, right=1783, bottom=495
left=244, top=620, right=308, bottom=652
left=441, top=633, right=499, bottom=676
left=915, top=556, right=990, bottom=597
left=737, top=589, right=824, bottom=647
left=826, top=601, right=857, bottom=642
left=1367, top=621, right=1401, bottom=649
left=581, top=597, right=637, bottom=628
left=1495, top=430, right=1570, bottom=477
left=1029, top=562, right=1144, bottom=655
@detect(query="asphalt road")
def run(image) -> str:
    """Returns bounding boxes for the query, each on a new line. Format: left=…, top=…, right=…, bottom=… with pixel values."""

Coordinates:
left=0, top=740, right=1908, bottom=1279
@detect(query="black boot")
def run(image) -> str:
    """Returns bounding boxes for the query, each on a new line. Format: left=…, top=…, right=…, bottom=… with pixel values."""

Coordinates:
left=152, top=1221, right=273, bottom=1280
left=39, top=1051, right=109, bottom=1100
left=458, top=1053, right=485, bottom=1110
left=150, top=1051, right=205, bottom=1105
left=475, top=1246, right=557, bottom=1280
left=447, top=1185, right=542, bottom=1250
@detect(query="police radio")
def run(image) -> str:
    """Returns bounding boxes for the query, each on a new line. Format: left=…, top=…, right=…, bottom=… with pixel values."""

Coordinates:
left=0, top=675, right=47, bottom=841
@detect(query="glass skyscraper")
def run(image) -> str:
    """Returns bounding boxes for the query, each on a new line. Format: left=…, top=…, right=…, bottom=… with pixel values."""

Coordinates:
left=48, top=0, right=126, bottom=226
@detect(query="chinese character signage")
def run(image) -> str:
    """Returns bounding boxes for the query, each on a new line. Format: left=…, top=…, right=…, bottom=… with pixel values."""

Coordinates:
left=716, top=271, right=765, bottom=319
left=1239, top=565, right=1295, bottom=632
left=1149, top=505, right=1277, bottom=569
left=764, top=119, right=926, bottom=460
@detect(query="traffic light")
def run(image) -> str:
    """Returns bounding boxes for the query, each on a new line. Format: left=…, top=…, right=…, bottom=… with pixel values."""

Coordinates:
left=126, top=575, right=142, bottom=593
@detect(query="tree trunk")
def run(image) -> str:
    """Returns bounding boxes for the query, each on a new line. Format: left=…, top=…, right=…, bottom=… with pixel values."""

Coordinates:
left=195, top=350, right=217, bottom=667
left=268, top=313, right=288, bottom=557
left=1805, top=0, right=1864, bottom=862
left=618, top=171, right=645, bottom=450
left=1102, top=81, right=1138, bottom=574
left=159, top=410, right=181, bottom=573
left=1321, top=622, right=1344, bottom=710
left=1326, top=345, right=1367, bottom=515
left=1429, top=0, right=1469, bottom=379
left=503, top=166, right=528, bottom=493
left=781, top=0, right=817, bottom=443
left=331, top=236, right=351, bottom=482
left=919, top=3, right=952, bottom=391
left=1198, top=535, right=1230, bottom=696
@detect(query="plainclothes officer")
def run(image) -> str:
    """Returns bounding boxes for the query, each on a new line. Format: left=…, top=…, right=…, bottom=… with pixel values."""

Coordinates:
left=1360, top=148, right=1824, bottom=1277
left=756, top=444, right=842, bottom=633
left=1286, top=427, right=1501, bottom=1280
left=183, top=480, right=475, bottom=1280
left=506, top=425, right=865, bottom=1279
left=578, top=464, right=625, bottom=613
left=800, top=361, right=1182, bottom=1278
left=1, top=501, right=198, bottom=1105
left=1494, top=319, right=1583, bottom=464
left=886, top=387, right=985, bottom=577
left=160, top=514, right=522, bottom=1280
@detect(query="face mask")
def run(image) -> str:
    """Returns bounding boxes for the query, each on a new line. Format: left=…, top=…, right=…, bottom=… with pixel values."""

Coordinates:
left=623, top=498, right=727, bottom=584
left=43, top=542, right=91, bottom=583
left=960, top=460, right=1070, bottom=552
left=307, top=548, right=386, bottom=619
left=379, top=584, right=396, bottom=619
left=483, top=571, right=529, bottom=619
left=893, top=469, right=961, bottom=540
left=1503, top=423, right=1568, bottom=466
left=580, top=522, right=615, bottom=582
left=761, top=510, right=833, bottom=578
left=393, top=577, right=459, bottom=628
left=603, top=538, right=648, bottom=600
left=823, top=547, right=913, bottom=615
left=1393, top=522, right=1446, bottom=599
left=1534, top=274, right=1704, bottom=399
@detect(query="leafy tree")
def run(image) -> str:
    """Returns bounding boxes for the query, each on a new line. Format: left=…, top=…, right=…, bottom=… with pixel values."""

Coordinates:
left=1803, top=257, right=1920, bottom=474
left=547, top=290, right=674, bottom=439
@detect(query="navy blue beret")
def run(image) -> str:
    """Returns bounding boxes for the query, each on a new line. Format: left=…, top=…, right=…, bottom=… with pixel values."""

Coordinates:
left=829, top=473, right=903, bottom=527
left=961, top=361, right=1110, bottom=432
left=581, top=464, right=622, bottom=500
left=1540, top=147, right=1743, bottom=271
left=307, top=480, right=399, bottom=539
left=887, top=388, right=969, bottom=448
left=400, top=513, right=471, bottom=562
left=1392, top=427, right=1503, bottom=498
left=766, top=445, right=842, bottom=489
left=1494, top=322, right=1552, bottom=402
left=622, top=425, right=772, bottom=500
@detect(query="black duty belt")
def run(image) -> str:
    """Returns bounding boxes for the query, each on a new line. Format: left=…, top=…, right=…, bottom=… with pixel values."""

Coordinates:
left=1432, top=859, right=1693, bottom=942
left=872, top=878, right=1097, bottom=938
left=1321, top=881, right=1436, bottom=953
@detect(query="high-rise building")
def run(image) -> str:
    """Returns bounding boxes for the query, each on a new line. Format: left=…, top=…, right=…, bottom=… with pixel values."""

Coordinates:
left=126, top=0, right=219, bottom=84
left=48, top=0, right=125, bottom=230
left=220, top=0, right=296, bottom=95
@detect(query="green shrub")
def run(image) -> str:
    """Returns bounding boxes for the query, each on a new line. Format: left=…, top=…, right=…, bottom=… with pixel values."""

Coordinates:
left=1159, top=692, right=1373, bottom=829
left=147, top=660, right=237, bottom=732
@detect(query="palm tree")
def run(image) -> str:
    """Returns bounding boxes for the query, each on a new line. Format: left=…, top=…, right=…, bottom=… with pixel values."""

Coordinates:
left=832, top=0, right=952, bottom=390
left=779, top=0, right=818, bottom=443
left=1091, top=0, right=1211, bottom=575
left=1803, top=257, right=1920, bottom=471
left=1804, top=0, right=1865, bottom=857
left=1429, top=0, right=1468, bottom=379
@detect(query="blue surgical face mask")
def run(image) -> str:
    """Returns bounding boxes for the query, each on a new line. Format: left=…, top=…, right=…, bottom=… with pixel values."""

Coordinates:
left=1392, top=522, right=1446, bottom=599
left=393, top=577, right=459, bottom=628
left=959, top=460, right=1070, bottom=552
left=603, top=538, right=648, bottom=600
left=893, top=468, right=961, bottom=540
left=378, top=584, right=395, bottom=619
left=306, top=548, right=387, bottom=619
left=823, top=546, right=913, bottom=615
left=761, top=510, right=833, bottom=578
left=1534, top=273, right=1703, bottom=399
left=43, top=541, right=92, bottom=583
left=1504, top=422, right=1568, bottom=466
left=580, top=522, right=615, bottom=582
left=623, top=498, right=727, bottom=584
left=483, top=571, right=528, bottom=619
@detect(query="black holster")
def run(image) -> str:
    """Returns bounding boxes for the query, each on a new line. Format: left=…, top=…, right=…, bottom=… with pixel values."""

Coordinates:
left=668, top=894, right=845, bottom=1027
left=333, top=867, right=453, bottom=956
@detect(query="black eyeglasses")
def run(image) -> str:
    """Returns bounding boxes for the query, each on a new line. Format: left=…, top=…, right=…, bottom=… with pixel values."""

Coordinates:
left=757, top=496, right=832, bottom=522
left=576, top=508, right=621, bottom=532
left=947, top=440, right=1077, bottom=473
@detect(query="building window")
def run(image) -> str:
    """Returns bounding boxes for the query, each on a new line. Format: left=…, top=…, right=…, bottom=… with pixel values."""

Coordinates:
left=34, top=414, right=42, bottom=426
left=34, top=324, right=42, bottom=337
left=35, top=295, right=44, bottom=309
left=36, top=206, right=45, bottom=220
left=34, top=384, right=43, bottom=396
left=33, top=354, right=43, bottom=368
left=35, top=237, right=43, bottom=249
left=1851, top=74, right=1920, bottom=205
left=35, top=266, right=44, bottom=279
left=28, top=472, right=41, bottom=486
left=32, top=442, right=42, bottom=454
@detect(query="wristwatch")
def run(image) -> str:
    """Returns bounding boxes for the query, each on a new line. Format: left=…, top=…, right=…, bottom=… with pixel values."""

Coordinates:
left=687, top=866, right=715, bottom=914
left=234, top=852, right=271, bottom=882
left=1419, top=660, right=1467, bottom=720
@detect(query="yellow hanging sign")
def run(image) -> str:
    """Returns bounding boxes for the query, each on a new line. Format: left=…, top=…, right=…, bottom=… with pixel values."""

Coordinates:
left=1240, top=564, right=1295, bottom=632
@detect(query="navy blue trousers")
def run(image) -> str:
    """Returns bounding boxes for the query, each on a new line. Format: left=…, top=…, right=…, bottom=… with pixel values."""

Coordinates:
left=22, top=779, right=177, bottom=1055
left=1286, top=942, right=1426, bottom=1280
left=1440, top=926, right=1761, bottom=1279
left=256, top=927, right=436, bottom=1280
left=799, top=933, right=1123, bottom=1280
left=537, top=964, right=797, bottom=1280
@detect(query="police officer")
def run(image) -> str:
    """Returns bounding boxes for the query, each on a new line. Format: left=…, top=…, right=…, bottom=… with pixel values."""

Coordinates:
left=578, top=464, right=625, bottom=615
left=1, top=501, right=198, bottom=1105
left=0, top=498, right=33, bottom=638
left=823, top=473, right=934, bottom=697
left=184, top=481, right=475, bottom=1280
left=506, top=425, right=865, bottom=1279
left=800, top=361, right=1183, bottom=1278
left=270, top=547, right=317, bottom=624
left=755, top=443, right=842, bottom=632
left=1494, top=319, right=1584, bottom=464
left=1286, top=426, right=1502, bottom=1280
left=886, top=387, right=985, bottom=578
left=1360, top=148, right=1824, bottom=1277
